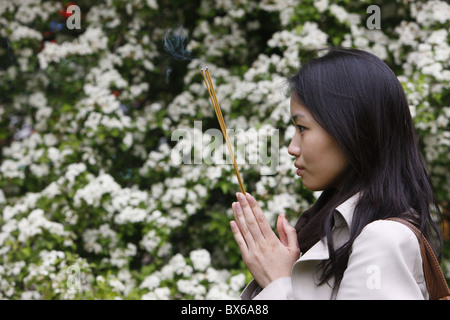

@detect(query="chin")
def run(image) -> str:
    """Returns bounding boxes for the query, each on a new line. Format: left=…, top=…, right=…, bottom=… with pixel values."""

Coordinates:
left=302, top=181, right=325, bottom=192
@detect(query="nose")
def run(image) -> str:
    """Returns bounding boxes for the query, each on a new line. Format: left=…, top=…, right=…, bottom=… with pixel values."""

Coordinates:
left=288, top=137, right=301, bottom=157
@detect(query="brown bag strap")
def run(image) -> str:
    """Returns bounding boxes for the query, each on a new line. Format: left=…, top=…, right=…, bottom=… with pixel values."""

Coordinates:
left=387, top=217, right=450, bottom=300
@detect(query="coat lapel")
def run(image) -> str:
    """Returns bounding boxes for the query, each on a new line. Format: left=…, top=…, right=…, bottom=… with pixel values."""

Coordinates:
left=296, top=237, right=329, bottom=262
left=289, top=193, right=360, bottom=299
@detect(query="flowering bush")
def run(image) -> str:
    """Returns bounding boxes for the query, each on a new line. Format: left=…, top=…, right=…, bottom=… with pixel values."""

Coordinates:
left=0, top=0, right=449, bottom=299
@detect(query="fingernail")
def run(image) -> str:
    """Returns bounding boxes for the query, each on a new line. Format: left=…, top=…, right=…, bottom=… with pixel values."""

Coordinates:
left=237, top=193, right=245, bottom=202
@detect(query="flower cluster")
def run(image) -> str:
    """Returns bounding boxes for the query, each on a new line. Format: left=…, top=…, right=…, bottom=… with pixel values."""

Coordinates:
left=140, top=249, right=246, bottom=300
left=0, top=0, right=449, bottom=300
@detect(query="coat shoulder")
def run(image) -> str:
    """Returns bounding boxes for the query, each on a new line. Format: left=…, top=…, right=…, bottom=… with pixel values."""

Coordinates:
left=357, top=219, right=419, bottom=249
left=337, top=219, right=427, bottom=299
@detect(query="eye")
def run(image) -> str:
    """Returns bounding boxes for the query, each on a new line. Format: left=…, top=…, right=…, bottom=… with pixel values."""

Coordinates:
left=296, top=125, right=307, bottom=133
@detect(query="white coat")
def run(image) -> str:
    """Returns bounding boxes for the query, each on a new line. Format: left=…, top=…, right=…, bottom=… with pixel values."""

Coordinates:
left=241, top=193, right=428, bottom=300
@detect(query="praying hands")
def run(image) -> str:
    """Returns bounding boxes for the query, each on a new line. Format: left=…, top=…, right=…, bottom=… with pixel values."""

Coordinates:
left=230, top=192, right=300, bottom=288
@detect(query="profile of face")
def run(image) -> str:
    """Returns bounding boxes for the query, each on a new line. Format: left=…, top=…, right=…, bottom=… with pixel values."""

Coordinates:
left=288, top=95, right=350, bottom=191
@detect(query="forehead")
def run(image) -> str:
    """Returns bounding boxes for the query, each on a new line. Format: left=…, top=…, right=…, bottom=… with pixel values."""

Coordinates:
left=290, top=95, right=311, bottom=120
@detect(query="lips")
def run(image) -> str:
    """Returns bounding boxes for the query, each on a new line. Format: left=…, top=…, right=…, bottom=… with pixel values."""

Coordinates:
left=294, top=163, right=305, bottom=176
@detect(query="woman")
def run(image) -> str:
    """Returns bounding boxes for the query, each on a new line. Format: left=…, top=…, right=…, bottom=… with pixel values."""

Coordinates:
left=230, top=48, right=443, bottom=299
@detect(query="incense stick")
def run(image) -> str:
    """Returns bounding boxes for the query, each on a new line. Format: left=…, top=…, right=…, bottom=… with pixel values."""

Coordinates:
left=201, top=67, right=246, bottom=195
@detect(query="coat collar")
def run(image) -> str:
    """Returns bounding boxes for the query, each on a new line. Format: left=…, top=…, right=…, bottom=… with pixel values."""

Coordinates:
left=333, top=192, right=360, bottom=230
left=296, top=192, right=360, bottom=262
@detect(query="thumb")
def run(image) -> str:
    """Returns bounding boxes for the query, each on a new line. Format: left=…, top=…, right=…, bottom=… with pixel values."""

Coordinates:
left=283, top=216, right=299, bottom=250
left=277, top=214, right=288, bottom=246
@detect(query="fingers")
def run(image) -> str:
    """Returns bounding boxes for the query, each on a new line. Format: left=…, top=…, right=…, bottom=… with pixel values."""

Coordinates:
left=236, top=192, right=277, bottom=243
left=230, top=220, right=248, bottom=256
left=246, top=193, right=275, bottom=238
left=243, top=193, right=276, bottom=241
left=232, top=201, right=256, bottom=250
left=235, top=193, right=264, bottom=244
left=232, top=192, right=291, bottom=258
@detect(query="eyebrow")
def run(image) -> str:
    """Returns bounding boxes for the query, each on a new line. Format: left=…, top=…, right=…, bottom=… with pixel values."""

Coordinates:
left=291, top=113, right=306, bottom=123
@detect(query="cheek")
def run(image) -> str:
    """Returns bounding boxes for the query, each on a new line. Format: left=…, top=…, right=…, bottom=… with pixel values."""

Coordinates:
left=302, top=135, right=327, bottom=164
left=302, top=135, right=349, bottom=190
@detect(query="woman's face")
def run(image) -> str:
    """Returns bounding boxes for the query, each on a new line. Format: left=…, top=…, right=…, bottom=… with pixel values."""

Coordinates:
left=288, top=95, right=350, bottom=191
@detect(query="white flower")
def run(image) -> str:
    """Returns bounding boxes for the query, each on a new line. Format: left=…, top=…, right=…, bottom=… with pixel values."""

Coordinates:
left=0, top=159, right=25, bottom=179
left=422, top=62, right=442, bottom=78
left=169, top=253, right=187, bottom=269
left=161, top=186, right=187, bottom=205
left=434, top=43, right=450, bottom=62
left=141, top=287, right=171, bottom=300
left=427, top=29, right=448, bottom=45
left=298, top=22, right=328, bottom=50
left=177, top=278, right=206, bottom=298
left=29, top=163, right=49, bottom=178
left=412, top=0, right=450, bottom=27
left=20, top=291, right=42, bottom=300
left=114, top=207, right=147, bottom=224
left=73, top=173, right=121, bottom=207
left=145, top=0, right=158, bottom=10
left=116, top=43, right=145, bottom=61
left=64, top=163, right=87, bottom=185
left=160, top=264, right=175, bottom=280
left=40, top=250, right=65, bottom=267
left=28, top=91, right=47, bottom=108
left=37, top=27, right=108, bottom=69
left=108, top=278, right=126, bottom=293
left=9, top=25, right=42, bottom=42
left=140, top=274, right=160, bottom=290
left=84, top=112, right=102, bottom=129
left=229, top=273, right=246, bottom=291
left=140, top=230, right=161, bottom=252
left=17, top=209, right=69, bottom=242
left=314, top=0, right=329, bottom=13
left=110, top=243, right=137, bottom=268
left=205, top=267, right=230, bottom=283
left=329, top=4, right=348, bottom=24
left=189, top=249, right=211, bottom=271
left=123, top=132, right=133, bottom=148
left=266, top=193, right=300, bottom=224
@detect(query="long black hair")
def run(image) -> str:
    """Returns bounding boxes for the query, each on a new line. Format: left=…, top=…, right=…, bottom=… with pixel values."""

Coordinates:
left=288, top=48, right=443, bottom=288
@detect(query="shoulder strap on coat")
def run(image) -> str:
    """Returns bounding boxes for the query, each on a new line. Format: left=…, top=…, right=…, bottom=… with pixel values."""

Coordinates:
left=386, top=217, right=450, bottom=300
